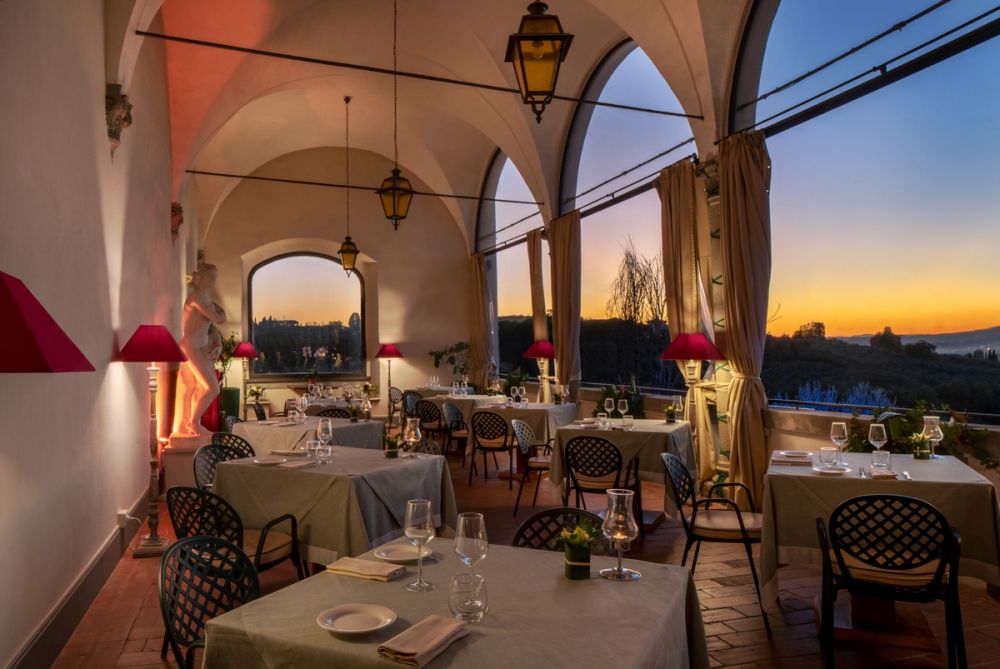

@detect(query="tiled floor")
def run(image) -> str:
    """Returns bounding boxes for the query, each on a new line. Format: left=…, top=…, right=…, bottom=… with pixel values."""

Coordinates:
left=54, top=451, right=1000, bottom=668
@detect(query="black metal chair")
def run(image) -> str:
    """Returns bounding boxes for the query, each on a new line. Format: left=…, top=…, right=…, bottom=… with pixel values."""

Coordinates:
left=511, top=507, right=614, bottom=556
left=211, top=431, right=255, bottom=458
left=441, top=402, right=469, bottom=460
left=468, top=411, right=512, bottom=487
left=388, top=386, right=403, bottom=427
left=415, top=399, right=446, bottom=446
left=192, top=444, right=242, bottom=490
left=271, top=398, right=295, bottom=418
left=251, top=402, right=267, bottom=421
left=401, top=390, right=423, bottom=421
left=224, top=415, right=243, bottom=433
left=817, top=494, right=965, bottom=668
left=563, top=436, right=641, bottom=537
left=316, top=407, right=351, bottom=419
left=662, top=452, right=768, bottom=632
left=159, top=535, right=260, bottom=668
left=166, top=486, right=305, bottom=580
left=411, top=438, right=443, bottom=455
left=511, top=419, right=551, bottom=516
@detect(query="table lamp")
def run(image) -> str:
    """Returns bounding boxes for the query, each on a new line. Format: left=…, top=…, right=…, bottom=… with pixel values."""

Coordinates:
left=232, top=341, right=258, bottom=419
left=522, top=339, right=554, bottom=402
left=658, top=332, right=724, bottom=420
left=119, top=324, right=187, bottom=557
left=375, top=343, right=403, bottom=391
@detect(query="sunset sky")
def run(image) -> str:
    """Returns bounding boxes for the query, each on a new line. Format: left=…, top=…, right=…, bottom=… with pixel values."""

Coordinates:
left=252, top=254, right=361, bottom=325
left=496, top=0, right=1000, bottom=337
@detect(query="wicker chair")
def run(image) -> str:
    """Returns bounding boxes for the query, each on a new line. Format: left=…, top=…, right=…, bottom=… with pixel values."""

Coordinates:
left=251, top=402, right=268, bottom=421
left=159, top=536, right=259, bottom=668
left=468, top=411, right=512, bottom=487
left=211, top=432, right=255, bottom=458
left=663, top=452, right=767, bottom=632
left=411, top=438, right=443, bottom=455
left=440, top=402, right=469, bottom=459
left=415, top=399, right=446, bottom=446
left=166, top=486, right=305, bottom=580
left=511, top=419, right=551, bottom=516
left=563, top=436, right=641, bottom=534
left=401, top=390, right=423, bottom=421
left=817, top=494, right=965, bottom=668
left=511, top=507, right=614, bottom=556
left=387, top=386, right=403, bottom=427
left=316, top=407, right=351, bottom=419
left=193, top=444, right=242, bottom=490
left=224, top=415, right=243, bottom=433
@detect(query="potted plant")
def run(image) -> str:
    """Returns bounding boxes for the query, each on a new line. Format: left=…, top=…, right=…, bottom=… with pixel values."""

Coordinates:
left=561, top=519, right=602, bottom=580
left=429, top=342, right=471, bottom=383
left=215, top=330, right=242, bottom=425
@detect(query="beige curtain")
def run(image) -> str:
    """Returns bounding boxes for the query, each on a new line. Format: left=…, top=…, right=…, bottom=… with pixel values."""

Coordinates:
left=546, top=211, right=581, bottom=400
left=469, top=253, right=497, bottom=390
left=719, top=131, right=772, bottom=509
left=526, top=229, right=551, bottom=402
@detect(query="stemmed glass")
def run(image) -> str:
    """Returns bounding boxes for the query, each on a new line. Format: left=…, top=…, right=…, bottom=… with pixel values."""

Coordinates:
left=830, top=422, right=849, bottom=466
left=510, top=386, right=520, bottom=404
left=868, top=423, right=888, bottom=468
left=404, top=499, right=435, bottom=592
left=317, top=417, right=334, bottom=452
left=922, top=415, right=945, bottom=459
left=454, top=512, right=488, bottom=574
left=518, top=386, right=527, bottom=404
left=604, top=397, right=615, bottom=416
left=599, top=489, right=641, bottom=581
left=617, top=399, right=629, bottom=422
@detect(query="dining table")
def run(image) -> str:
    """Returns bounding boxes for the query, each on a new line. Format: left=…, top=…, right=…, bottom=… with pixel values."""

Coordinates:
left=213, top=447, right=458, bottom=565
left=302, top=397, right=354, bottom=416
left=233, top=416, right=385, bottom=453
left=422, top=393, right=506, bottom=424
left=471, top=401, right=578, bottom=444
left=202, top=538, right=709, bottom=669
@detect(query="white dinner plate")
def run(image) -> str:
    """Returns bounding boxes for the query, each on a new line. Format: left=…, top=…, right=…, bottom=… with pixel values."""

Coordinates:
left=252, top=456, right=287, bottom=466
left=317, top=604, right=396, bottom=635
left=271, top=449, right=308, bottom=457
left=812, top=464, right=851, bottom=476
left=776, top=450, right=811, bottom=459
left=374, top=544, right=433, bottom=564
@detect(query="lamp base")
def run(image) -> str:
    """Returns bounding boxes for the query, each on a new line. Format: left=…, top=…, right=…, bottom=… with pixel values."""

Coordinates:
left=133, top=534, right=170, bottom=558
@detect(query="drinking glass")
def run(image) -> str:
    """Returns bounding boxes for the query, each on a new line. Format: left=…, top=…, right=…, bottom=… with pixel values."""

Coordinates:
left=316, top=444, right=333, bottom=464
left=617, top=399, right=628, bottom=419
left=868, top=423, right=888, bottom=467
left=510, top=387, right=519, bottom=403
left=305, top=438, right=322, bottom=462
left=296, top=396, right=309, bottom=414
left=287, top=409, right=300, bottom=424
left=518, top=386, right=528, bottom=403
left=819, top=447, right=837, bottom=466
left=604, top=398, right=615, bottom=415
left=317, top=418, right=334, bottom=445
left=454, top=512, right=488, bottom=573
left=623, top=415, right=634, bottom=431
left=830, top=422, right=848, bottom=465
left=505, top=396, right=514, bottom=409
left=922, top=415, right=944, bottom=459
left=600, top=489, right=641, bottom=581
left=449, top=574, right=488, bottom=622
left=404, top=499, right=434, bottom=592
left=872, top=449, right=891, bottom=469
left=597, top=412, right=610, bottom=430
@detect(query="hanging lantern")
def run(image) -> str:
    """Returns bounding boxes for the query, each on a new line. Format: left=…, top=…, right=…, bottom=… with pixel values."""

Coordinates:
left=505, top=2, right=573, bottom=123
left=339, top=96, right=360, bottom=276
left=338, top=235, right=359, bottom=274
left=377, top=168, right=413, bottom=229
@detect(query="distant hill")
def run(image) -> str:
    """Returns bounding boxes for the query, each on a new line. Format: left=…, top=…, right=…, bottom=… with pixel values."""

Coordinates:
left=837, top=325, right=1000, bottom=355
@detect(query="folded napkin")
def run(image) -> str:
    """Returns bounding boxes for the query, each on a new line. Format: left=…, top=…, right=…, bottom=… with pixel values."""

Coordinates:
left=278, top=459, right=315, bottom=470
left=271, top=448, right=307, bottom=457
left=257, top=419, right=279, bottom=425
left=770, top=455, right=814, bottom=466
left=378, top=615, right=469, bottom=668
left=326, top=557, right=406, bottom=582
left=277, top=421, right=304, bottom=428
left=870, top=468, right=898, bottom=480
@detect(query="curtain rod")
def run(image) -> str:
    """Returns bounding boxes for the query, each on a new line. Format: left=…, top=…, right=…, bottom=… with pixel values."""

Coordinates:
left=137, top=30, right=702, bottom=120
left=185, top=169, right=544, bottom=205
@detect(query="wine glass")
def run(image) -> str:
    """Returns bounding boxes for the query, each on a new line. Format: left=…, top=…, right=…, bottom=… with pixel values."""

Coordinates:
left=868, top=423, right=888, bottom=468
left=510, top=386, right=519, bottom=403
left=317, top=417, right=334, bottom=446
left=604, top=398, right=615, bottom=415
left=617, top=399, right=629, bottom=421
left=518, top=386, right=527, bottom=404
left=599, top=489, right=641, bottom=581
left=922, top=415, right=944, bottom=459
left=454, top=512, right=488, bottom=574
left=404, top=499, right=435, bottom=592
left=830, top=422, right=848, bottom=466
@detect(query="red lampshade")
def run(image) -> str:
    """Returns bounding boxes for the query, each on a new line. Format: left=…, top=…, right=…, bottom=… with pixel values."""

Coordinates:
left=232, top=341, right=258, bottom=358
left=0, top=271, right=95, bottom=372
left=375, top=343, right=403, bottom=359
left=659, top=333, right=724, bottom=361
left=523, top=339, right=555, bottom=359
left=119, top=325, right=187, bottom=363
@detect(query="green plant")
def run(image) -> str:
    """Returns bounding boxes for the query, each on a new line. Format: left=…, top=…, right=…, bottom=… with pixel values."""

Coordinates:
left=591, top=376, right=646, bottom=418
left=215, top=330, right=240, bottom=377
left=384, top=433, right=401, bottom=451
left=502, top=368, right=528, bottom=395
left=429, top=341, right=470, bottom=377
left=559, top=519, right=602, bottom=548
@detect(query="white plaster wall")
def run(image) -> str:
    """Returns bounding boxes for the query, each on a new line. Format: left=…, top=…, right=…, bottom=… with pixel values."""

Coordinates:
left=202, top=148, right=474, bottom=407
left=0, top=1, right=178, bottom=664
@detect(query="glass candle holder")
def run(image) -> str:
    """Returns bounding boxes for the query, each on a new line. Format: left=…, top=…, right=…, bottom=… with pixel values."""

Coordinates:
left=600, top=489, right=641, bottom=581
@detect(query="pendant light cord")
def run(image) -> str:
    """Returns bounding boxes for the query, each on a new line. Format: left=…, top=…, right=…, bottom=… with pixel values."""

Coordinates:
left=344, top=95, right=351, bottom=236
left=392, top=0, right=399, bottom=170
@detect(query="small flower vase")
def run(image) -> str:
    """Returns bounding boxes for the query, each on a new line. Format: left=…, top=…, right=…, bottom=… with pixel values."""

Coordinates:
left=384, top=448, right=399, bottom=459
left=665, top=408, right=676, bottom=424
left=913, top=442, right=932, bottom=460
left=564, top=544, right=591, bottom=580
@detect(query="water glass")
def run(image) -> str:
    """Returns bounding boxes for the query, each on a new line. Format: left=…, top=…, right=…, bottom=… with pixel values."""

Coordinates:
left=449, top=574, right=488, bottom=622
left=305, top=439, right=321, bottom=462
left=317, top=418, right=334, bottom=445
left=622, top=415, right=634, bottom=431
left=830, top=422, right=848, bottom=465
left=819, top=447, right=837, bottom=466
left=505, top=397, right=513, bottom=409
left=597, top=412, right=610, bottom=430
left=872, top=449, right=891, bottom=469
left=287, top=409, right=300, bottom=423
left=316, top=444, right=333, bottom=464
left=454, top=512, right=488, bottom=572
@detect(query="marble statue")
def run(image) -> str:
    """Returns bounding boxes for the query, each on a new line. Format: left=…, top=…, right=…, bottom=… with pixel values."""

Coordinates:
left=172, top=263, right=227, bottom=438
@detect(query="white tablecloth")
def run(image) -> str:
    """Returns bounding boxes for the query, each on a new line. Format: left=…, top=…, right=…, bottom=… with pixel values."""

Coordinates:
left=234, top=417, right=384, bottom=453
left=204, top=541, right=708, bottom=669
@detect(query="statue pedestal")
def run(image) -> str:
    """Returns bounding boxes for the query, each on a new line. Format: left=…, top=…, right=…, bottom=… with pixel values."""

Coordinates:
left=163, top=435, right=208, bottom=491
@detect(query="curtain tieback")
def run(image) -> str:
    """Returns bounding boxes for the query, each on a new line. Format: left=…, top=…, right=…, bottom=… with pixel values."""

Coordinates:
left=730, top=373, right=762, bottom=382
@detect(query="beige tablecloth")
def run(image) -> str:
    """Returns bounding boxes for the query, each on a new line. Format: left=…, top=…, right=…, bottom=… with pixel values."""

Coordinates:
left=471, top=402, right=578, bottom=444
left=234, top=417, right=384, bottom=453
left=424, top=394, right=506, bottom=423
left=214, top=448, right=458, bottom=564
left=203, top=541, right=708, bottom=669
left=761, top=451, right=1000, bottom=608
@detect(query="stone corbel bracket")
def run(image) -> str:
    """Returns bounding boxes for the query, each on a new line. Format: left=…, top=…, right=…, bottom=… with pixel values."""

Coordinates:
left=695, top=158, right=720, bottom=205
left=105, top=83, right=133, bottom=154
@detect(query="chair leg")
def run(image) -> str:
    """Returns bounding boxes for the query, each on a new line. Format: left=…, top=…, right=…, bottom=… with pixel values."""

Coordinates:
left=532, top=470, right=543, bottom=507
left=482, top=451, right=490, bottom=480
left=743, top=541, right=771, bottom=636
left=468, top=448, right=477, bottom=485
left=160, top=632, right=168, bottom=659
left=947, top=587, right=966, bottom=669
left=492, top=451, right=500, bottom=470
left=690, top=540, right=702, bottom=574
left=508, top=449, right=513, bottom=490
left=681, top=538, right=693, bottom=567
left=513, top=467, right=529, bottom=516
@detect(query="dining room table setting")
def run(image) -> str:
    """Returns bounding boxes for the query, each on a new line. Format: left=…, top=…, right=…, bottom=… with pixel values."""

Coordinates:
left=234, top=414, right=385, bottom=453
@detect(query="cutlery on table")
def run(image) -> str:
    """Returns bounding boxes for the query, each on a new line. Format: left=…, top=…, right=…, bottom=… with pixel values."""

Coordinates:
left=901, top=471, right=912, bottom=480
left=858, top=467, right=867, bottom=479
